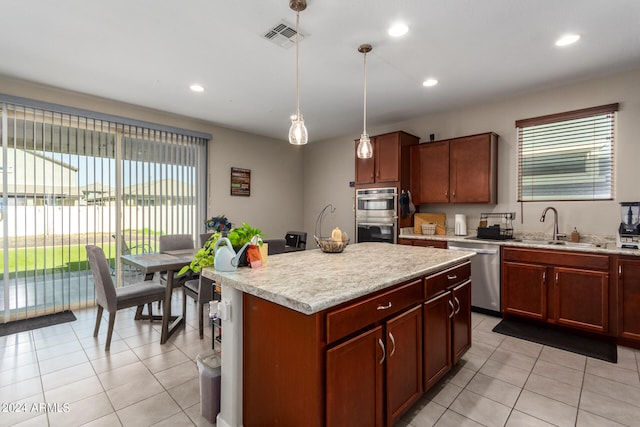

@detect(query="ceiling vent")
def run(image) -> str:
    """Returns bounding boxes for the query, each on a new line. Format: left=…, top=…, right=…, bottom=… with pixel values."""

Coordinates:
left=263, top=20, right=305, bottom=49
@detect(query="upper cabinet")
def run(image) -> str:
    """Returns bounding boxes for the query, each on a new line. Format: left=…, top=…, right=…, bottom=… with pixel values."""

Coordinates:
left=355, top=131, right=419, bottom=186
left=410, top=132, right=498, bottom=204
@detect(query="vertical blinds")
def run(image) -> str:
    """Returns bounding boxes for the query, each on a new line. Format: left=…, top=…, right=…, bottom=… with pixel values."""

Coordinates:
left=516, top=103, right=618, bottom=202
left=1, top=100, right=208, bottom=322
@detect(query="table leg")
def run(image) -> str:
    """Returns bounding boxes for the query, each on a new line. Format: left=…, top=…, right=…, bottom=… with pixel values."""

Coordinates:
left=160, top=269, right=185, bottom=344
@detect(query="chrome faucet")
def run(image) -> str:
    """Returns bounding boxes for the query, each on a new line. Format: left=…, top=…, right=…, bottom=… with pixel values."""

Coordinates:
left=540, top=207, right=561, bottom=240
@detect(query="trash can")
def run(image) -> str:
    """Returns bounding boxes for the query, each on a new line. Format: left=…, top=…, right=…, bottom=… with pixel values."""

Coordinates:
left=196, top=351, right=221, bottom=423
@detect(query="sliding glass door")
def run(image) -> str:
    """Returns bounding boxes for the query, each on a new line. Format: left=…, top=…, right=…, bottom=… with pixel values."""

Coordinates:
left=0, top=99, right=208, bottom=322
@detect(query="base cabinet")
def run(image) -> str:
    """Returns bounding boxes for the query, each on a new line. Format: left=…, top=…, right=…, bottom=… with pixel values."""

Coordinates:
left=398, top=238, right=448, bottom=249
left=502, top=247, right=610, bottom=334
left=327, top=304, right=423, bottom=427
left=618, top=257, right=640, bottom=343
left=423, top=280, right=471, bottom=390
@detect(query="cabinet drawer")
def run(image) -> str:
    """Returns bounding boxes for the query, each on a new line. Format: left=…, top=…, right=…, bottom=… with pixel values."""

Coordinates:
left=503, top=248, right=609, bottom=271
left=424, top=262, right=471, bottom=299
left=327, top=280, right=423, bottom=344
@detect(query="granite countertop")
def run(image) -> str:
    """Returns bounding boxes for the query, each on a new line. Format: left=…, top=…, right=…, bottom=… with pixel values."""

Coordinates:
left=201, top=242, right=473, bottom=315
left=399, top=229, right=640, bottom=256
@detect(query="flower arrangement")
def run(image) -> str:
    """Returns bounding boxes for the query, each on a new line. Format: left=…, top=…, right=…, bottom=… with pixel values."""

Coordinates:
left=205, top=215, right=232, bottom=233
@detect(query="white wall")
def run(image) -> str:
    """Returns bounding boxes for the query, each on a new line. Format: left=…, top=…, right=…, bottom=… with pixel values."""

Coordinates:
left=302, top=67, right=640, bottom=239
left=0, top=76, right=303, bottom=241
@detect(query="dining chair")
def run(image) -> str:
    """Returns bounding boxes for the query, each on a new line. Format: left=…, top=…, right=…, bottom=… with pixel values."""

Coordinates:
left=86, top=245, right=166, bottom=351
left=183, top=276, right=218, bottom=339
left=159, top=234, right=196, bottom=287
left=182, top=232, right=217, bottom=339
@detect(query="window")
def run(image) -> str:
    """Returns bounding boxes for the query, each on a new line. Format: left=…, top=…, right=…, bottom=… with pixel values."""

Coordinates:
left=516, top=103, right=618, bottom=201
left=1, top=97, right=209, bottom=322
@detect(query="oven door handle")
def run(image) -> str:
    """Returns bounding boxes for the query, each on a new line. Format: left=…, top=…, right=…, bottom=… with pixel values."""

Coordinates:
left=448, top=245, right=498, bottom=255
left=357, top=222, right=397, bottom=226
left=357, top=196, right=396, bottom=201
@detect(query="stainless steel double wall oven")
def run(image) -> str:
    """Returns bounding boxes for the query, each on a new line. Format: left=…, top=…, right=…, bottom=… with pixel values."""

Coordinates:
left=355, top=187, right=397, bottom=244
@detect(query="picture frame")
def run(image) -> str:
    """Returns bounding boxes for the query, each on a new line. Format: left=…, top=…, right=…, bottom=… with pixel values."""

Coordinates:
left=230, top=167, right=251, bottom=196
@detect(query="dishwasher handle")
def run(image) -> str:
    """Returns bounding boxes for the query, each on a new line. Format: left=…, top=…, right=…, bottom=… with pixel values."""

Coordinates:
left=448, top=245, right=499, bottom=255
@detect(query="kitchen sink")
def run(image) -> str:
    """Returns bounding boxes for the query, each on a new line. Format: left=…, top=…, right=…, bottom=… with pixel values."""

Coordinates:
left=513, top=239, right=606, bottom=248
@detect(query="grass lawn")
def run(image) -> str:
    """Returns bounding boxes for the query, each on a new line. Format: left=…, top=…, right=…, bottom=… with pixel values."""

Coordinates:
left=0, top=243, right=153, bottom=277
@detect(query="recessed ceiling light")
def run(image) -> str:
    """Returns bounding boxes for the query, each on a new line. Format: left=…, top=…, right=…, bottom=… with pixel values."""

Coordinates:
left=422, top=78, right=438, bottom=87
left=388, top=23, right=409, bottom=38
left=189, top=84, right=205, bottom=92
left=555, top=34, right=580, bottom=47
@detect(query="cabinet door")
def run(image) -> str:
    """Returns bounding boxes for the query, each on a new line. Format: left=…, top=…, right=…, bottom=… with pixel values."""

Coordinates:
left=410, top=141, right=450, bottom=204
left=386, top=305, right=423, bottom=427
left=554, top=267, right=609, bottom=334
left=502, top=261, right=547, bottom=320
left=375, top=133, right=401, bottom=183
left=326, top=326, right=384, bottom=427
left=450, top=134, right=496, bottom=203
left=452, top=281, right=471, bottom=364
left=619, top=258, right=640, bottom=341
left=355, top=139, right=375, bottom=184
left=423, top=291, right=452, bottom=391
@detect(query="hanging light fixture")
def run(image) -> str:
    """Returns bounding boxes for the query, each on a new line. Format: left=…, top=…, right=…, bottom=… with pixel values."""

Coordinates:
left=288, top=0, right=308, bottom=145
left=357, top=43, right=373, bottom=159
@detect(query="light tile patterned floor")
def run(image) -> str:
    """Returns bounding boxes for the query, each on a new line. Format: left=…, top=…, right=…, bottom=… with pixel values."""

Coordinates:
left=400, top=313, right=640, bottom=427
left=2, top=302, right=640, bottom=426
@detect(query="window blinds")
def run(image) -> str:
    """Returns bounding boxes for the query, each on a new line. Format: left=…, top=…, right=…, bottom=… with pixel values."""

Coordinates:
left=516, top=103, right=618, bottom=202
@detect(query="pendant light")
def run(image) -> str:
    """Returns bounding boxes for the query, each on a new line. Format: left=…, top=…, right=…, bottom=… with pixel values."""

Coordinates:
left=357, top=44, right=373, bottom=159
left=288, top=0, right=308, bottom=145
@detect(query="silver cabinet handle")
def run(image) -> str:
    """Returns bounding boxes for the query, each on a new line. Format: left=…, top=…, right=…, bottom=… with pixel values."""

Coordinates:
left=619, top=265, right=622, bottom=278
left=448, top=300, right=455, bottom=318
left=377, top=302, right=392, bottom=310
left=388, top=332, right=396, bottom=358
left=555, top=272, right=559, bottom=285
left=378, top=338, right=386, bottom=365
left=447, top=274, right=458, bottom=280
left=454, top=297, right=461, bottom=314
left=542, top=271, right=546, bottom=283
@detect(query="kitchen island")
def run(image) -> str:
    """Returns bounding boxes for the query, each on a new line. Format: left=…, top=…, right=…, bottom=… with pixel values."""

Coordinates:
left=202, top=242, right=474, bottom=427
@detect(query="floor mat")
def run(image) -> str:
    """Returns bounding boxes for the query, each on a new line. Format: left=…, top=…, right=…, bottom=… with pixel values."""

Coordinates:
left=493, top=317, right=617, bottom=363
left=0, top=310, right=77, bottom=337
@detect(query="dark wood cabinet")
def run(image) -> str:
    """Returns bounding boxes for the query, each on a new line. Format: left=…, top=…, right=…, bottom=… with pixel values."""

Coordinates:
left=327, top=326, right=384, bottom=427
left=503, top=261, right=547, bottom=320
left=502, top=247, right=610, bottom=334
left=617, top=257, right=640, bottom=344
left=410, top=132, right=498, bottom=204
left=410, top=140, right=449, bottom=203
left=355, top=131, right=419, bottom=186
left=385, top=305, right=423, bottom=427
left=398, top=238, right=448, bottom=249
left=422, top=263, right=471, bottom=392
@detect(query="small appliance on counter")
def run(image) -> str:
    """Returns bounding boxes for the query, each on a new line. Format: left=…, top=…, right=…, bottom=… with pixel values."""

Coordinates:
left=474, top=212, right=516, bottom=240
left=454, top=214, right=467, bottom=236
left=617, top=202, right=640, bottom=249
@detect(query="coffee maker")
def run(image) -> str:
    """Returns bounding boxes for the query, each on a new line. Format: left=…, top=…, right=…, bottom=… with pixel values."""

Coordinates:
left=617, top=202, right=640, bottom=249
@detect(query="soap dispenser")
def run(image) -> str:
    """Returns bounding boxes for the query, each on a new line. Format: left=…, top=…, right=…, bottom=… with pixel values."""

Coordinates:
left=571, top=227, right=580, bottom=243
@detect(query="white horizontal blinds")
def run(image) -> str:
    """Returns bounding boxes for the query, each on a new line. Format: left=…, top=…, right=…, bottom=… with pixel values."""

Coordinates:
left=516, top=104, right=618, bottom=202
left=1, top=99, right=207, bottom=321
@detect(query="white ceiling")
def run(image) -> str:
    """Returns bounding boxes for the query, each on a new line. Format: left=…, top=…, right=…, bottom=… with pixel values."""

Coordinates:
left=2, top=0, right=639, bottom=142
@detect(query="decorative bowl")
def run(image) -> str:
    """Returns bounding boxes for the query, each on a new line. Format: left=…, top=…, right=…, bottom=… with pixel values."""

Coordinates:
left=314, top=236, right=349, bottom=253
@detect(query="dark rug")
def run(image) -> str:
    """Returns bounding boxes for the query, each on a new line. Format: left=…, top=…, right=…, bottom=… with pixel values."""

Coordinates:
left=0, top=310, right=77, bottom=337
left=493, top=318, right=617, bottom=363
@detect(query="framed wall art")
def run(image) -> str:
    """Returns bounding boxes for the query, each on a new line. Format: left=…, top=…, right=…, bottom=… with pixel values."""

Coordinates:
left=230, top=167, right=251, bottom=196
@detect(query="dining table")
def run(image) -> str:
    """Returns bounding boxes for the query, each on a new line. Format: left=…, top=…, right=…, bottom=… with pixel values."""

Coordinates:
left=121, top=249, right=197, bottom=343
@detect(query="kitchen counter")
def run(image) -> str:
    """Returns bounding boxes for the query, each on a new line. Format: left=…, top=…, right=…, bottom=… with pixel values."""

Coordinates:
left=200, top=242, right=474, bottom=427
left=399, top=228, right=640, bottom=256
left=201, top=241, right=474, bottom=315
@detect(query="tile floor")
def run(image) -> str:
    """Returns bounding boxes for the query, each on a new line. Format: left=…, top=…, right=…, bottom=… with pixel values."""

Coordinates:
left=2, top=301, right=640, bottom=426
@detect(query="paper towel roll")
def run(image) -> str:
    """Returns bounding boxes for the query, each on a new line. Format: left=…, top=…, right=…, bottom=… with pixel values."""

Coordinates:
left=454, top=214, right=467, bottom=236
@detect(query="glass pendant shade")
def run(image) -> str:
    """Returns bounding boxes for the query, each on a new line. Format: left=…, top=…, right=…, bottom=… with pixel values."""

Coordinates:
left=357, top=133, right=373, bottom=158
left=289, top=114, right=308, bottom=145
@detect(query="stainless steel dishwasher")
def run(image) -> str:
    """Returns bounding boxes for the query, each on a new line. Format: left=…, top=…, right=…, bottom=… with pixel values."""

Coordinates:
left=448, top=239, right=501, bottom=316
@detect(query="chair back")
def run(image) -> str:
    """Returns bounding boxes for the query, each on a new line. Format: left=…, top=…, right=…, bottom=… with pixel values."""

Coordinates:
left=285, top=231, right=307, bottom=250
left=86, top=245, right=117, bottom=312
left=112, top=234, right=132, bottom=255
left=200, top=232, right=214, bottom=247
left=159, top=234, right=194, bottom=253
